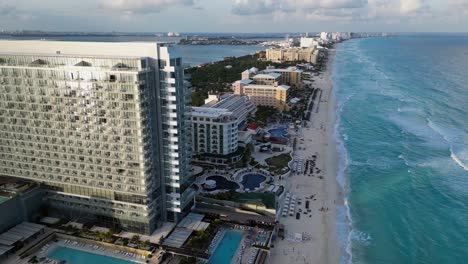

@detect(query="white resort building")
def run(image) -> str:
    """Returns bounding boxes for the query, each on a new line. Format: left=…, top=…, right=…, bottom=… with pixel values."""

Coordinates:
left=191, top=94, right=256, bottom=166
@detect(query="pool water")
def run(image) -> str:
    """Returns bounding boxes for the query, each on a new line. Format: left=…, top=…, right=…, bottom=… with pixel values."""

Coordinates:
left=268, top=127, right=287, bottom=137
left=48, top=246, right=135, bottom=264
left=0, top=196, right=9, bottom=204
left=257, top=235, right=267, bottom=242
left=209, top=231, right=243, bottom=264
left=241, top=174, right=266, bottom=190
left=205, top=176, right=239, bottom=191
left=268, top=128, right=289, bottom=144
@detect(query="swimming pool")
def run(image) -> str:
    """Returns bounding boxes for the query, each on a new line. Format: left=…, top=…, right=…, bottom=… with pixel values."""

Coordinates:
left=209, top=231, right=243, bottom=264
left=204, top=176, right=239, bottom=191
left=268, top=127, right=287, bottom=137
left=268, top=127, right=289, bottom=144
left=48, top=246, right=135, bottom=264
left=241, top=174, right=266, bottom=190
left=0, top=196, right=9, bottom=204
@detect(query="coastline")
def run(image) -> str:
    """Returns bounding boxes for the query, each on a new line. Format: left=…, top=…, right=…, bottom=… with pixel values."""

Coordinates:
left=318, top=47, right=342, bottom=264
left=270, top=47, right=341, bottom=264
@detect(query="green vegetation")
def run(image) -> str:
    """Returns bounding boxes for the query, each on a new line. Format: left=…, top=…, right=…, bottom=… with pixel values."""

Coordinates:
left=242, top=144, right=253, bottom=165
left=131, top=235, right=140, bottom=243
left=206, top=191, right=276, bottom=209
left=96, top=230, right=114, bottom=242
left=249, top=106, right=279, bottom=126
left=234, top=144, right=253, bottom=168
left=265, top=153, right=292, bottom=174
left=186, top=219, right=222, bottom=251
left=28, top=256, right=38, bottom=263
left=186, top=53, right=284, bottom=106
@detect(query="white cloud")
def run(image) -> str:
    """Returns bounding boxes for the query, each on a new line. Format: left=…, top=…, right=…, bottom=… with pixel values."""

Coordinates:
left=400, top=0, right=427, bottom=14
left=292, top=0, right=368, bottom=9
left=0, top=0, right=16, bottom=15
left=445, top=0, right=468, bottom=15
left=231, top=0, right=439, bottom=23
left=232, top=0, right=368, bottom=15
left=231, top=0, right=278, bottom=16
left=99, top=0, right=196, bottom=13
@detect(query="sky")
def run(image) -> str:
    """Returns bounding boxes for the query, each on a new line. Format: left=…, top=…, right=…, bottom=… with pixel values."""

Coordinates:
left=0, top=0, right=467, bottom=33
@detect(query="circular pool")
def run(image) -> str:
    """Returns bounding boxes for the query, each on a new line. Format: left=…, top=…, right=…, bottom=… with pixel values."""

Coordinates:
left=203, top=176, right=239, bottom=191
left=241, top=174, right=266, bottom=190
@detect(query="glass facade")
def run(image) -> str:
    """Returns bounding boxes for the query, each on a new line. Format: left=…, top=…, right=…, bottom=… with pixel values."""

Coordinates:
left=0, top=42, right=193, bottom=234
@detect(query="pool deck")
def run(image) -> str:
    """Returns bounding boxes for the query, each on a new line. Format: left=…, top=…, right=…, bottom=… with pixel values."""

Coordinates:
left=39, top=239, right=146, bottom=264
left=251, top=146, right=293, bottom=166
left=196, top=168, right=271, bottom=193
left=208, top=225, right=271, bottom=264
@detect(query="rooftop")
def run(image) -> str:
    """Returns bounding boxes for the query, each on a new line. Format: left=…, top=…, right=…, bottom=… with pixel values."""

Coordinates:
left=0, top=176, right=36, bottom=197
left=242, top=67, right=258, bottom=74
left=263, top=66, right=303, bottom=73
left=163, top=213, right=209, bottom=248
left=247, top=124, right=260, bottom=130
left=236, top=79, right=253, bottom=85
left=269, top=46, right=315, bottom=50
left=191, top=107, right=234, bottom=118
left=244, top=84, right=290, bottom=90
left=0, top=40, right=170, bottom=58
left=253, top=73, right=282, bottom=79
left=210, top=94, right=248, bottom=111
left=190, top=107, right=234, bottom=121
left=0, top=222, right=45, bottom=246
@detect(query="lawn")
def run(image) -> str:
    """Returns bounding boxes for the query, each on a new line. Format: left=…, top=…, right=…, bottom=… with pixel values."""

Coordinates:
left=232, top=192, right=276, bottom=209
left=265, top=153, right=291, bottom=168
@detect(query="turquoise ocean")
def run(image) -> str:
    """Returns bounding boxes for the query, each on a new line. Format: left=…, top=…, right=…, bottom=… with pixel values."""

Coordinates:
left=333, top=36, right=468, bottom=263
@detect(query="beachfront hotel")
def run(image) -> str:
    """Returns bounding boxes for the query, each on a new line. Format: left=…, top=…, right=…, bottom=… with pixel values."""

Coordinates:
left=0, top=41, right=194, bottom=234
left=262, top=66, right=303, bottom=89
left=234, top=70, right=291, bottom=112
left=191, top=94, right=256, bottom=165
left=266, top=47, right=320, bottom=65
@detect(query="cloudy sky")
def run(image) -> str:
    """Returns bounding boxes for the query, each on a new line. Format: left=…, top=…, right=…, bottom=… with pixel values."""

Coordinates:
left=0, top=0, right=467, bottom=32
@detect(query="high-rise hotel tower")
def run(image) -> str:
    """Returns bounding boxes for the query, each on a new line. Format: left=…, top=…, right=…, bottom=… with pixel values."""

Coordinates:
left=0, top=41, right=194, bottom=234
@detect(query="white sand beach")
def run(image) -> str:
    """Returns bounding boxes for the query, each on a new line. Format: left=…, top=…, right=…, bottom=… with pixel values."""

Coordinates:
left=270, top=49, right=341, bottom=264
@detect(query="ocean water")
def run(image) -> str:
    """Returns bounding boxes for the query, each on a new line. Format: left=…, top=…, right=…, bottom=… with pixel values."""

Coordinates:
left=0, top=35, right=263, bottom=67
left=333, top=37, right=468, bottom=264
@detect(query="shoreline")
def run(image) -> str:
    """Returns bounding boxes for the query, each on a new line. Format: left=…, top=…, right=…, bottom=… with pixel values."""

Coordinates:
left=319, top=47, right=342, bottom=264
left=269, top=47, right=341, bottom=264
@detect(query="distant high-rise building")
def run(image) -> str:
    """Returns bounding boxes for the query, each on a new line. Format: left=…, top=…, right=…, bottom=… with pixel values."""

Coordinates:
left=0, top=41, right=194, bottom=234
left=300, top=37, right=318, bottom=48
left=320, top=32, right=329, bottom=41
